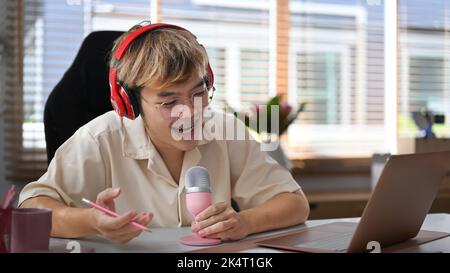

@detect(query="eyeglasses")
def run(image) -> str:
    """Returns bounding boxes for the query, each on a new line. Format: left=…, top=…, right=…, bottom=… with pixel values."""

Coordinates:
left=142, top=85, right=215, bottom=118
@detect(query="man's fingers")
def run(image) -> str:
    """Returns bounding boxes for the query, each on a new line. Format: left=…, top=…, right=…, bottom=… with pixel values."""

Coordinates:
left=198, top=218, right=235, bottom=238
left=106, top=213, right=153, bottom=242
left=138, top=212, right=153, bottom=225
left=97, top=210, right=152, bottom=233
left=96, top=187, right=121, bottom=203
left=96, top=187, right=121, bottom=211
left=193, top=211, right=229, bottom=232
left=131, top=212, right=153, bottom=230
left=92, top=190, right=154, bottom=245
left=195, top=202, right=228, bottom=222
left=104, top=210, right=137, bottom=230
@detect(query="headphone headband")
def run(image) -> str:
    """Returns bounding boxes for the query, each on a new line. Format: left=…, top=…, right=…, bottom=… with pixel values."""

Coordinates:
left=113, top=23, right=188, bottom=61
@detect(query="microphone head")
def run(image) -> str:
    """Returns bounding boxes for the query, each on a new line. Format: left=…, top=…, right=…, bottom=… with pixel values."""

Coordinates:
left=185, top=166, right=211, bottom=193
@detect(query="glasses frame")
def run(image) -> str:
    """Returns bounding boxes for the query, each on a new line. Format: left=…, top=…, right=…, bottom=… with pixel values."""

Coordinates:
left=140, top=82, right=216, bottom=118
left=155, top=85, right=215, bottom=111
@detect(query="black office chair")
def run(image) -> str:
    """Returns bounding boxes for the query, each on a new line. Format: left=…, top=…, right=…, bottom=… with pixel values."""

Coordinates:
left=44, top=31, right=123, bottom=164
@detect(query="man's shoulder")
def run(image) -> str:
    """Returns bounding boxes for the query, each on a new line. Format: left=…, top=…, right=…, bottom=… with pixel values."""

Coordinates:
left=79, top=110, right=122, bottom=138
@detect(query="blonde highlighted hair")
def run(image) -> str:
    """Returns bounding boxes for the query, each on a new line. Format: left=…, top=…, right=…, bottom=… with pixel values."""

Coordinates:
left=110, top=24, right=210, bottom=92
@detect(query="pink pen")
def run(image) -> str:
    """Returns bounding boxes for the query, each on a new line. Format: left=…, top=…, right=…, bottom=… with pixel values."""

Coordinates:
left=81, top=198, right=151, bottom=232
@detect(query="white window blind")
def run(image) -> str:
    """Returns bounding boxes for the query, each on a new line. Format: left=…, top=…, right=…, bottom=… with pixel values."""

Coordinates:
left=2, top=0, right=386, bottom=183
left=5, top=0, right=450, bottom=184
left=23, top=0, right=85, bottom=150
left=160, top=0, right=271, bottom=109
left=240, top=49, right=270, bottom=105
left=287, top=0, right=385, bottom=157
left=205, top=47, right=226, bottom=106
left=398, top=0, right=450, bottom=138
left=296, top=51, right=341, bottom=124
left=3, top=0, right=152, bottom=183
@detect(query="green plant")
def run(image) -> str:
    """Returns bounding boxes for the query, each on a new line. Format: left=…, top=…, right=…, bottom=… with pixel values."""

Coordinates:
left=229, top=95, right=306, bottom=135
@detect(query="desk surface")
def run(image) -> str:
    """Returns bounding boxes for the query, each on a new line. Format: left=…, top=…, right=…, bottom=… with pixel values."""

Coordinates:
left=50, top=213, right=450, bottom=253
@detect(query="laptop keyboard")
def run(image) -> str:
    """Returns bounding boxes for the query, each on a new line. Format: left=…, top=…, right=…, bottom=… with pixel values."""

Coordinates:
left=294, top=233, right=354, bottom=252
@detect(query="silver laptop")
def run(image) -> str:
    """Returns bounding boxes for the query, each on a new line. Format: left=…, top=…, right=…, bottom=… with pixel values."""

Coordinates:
left=257, top=151, right=450, bottom=253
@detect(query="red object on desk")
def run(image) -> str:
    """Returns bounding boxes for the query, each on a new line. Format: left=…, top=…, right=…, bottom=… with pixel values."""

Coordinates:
left=1, top=185, right=17, bottom=209
left=0, top=208, right=12, bottom=253
left=0, top=185, right=17, bottom=252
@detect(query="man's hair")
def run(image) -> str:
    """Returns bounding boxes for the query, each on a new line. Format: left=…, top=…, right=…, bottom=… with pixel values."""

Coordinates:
left=110, top=24, right=209, bottom=92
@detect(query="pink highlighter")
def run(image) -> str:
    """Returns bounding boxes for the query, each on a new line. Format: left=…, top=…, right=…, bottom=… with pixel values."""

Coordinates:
left=179, top=167, right=221, bottom=246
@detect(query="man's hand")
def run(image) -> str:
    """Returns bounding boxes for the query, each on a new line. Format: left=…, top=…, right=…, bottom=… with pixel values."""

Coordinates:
left=90, top=188, right=153, bottom=244
left=191, top=202, right=251, bottom=241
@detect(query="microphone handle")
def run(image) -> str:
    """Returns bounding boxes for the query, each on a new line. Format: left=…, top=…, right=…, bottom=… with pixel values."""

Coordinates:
left=186, top=192, right=212, bottom=216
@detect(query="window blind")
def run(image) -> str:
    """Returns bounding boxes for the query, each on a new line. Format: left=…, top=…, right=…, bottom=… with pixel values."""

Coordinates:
left=2, top=0, right=387, bottom=183
left=398, top=0, right=450, bottom=138
left=160, top=0, right=271, bottom=109
left=5, top=1, right=448, bottom=185
left=3, top=0, right=152, bottom=183
left=286, top=0, right=386, bottom=157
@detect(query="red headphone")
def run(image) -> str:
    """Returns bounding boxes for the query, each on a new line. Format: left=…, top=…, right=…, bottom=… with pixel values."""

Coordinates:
left=109, top=23, right=215, bottom=120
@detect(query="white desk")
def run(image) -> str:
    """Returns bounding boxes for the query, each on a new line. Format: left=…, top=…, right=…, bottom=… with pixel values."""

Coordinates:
left=50, top=213, right=450, bottom=253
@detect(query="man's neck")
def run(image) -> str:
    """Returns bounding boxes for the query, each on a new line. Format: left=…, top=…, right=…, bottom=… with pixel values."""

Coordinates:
left=146, top=129, right=185, bottom=183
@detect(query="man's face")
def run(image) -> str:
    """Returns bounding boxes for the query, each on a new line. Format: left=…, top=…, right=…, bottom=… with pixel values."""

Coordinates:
left=139, top=75, right=210, bottom=152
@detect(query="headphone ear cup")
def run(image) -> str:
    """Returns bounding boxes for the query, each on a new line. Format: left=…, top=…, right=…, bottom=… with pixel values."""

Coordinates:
left=119, top=85, right=140, bottom=119
left=110, top=93, right=125, bottom=117
left=124, top=87, right=141, bottom=118
left=109, top=68, right=127, bottom=117
left=206, top=63, right=214, bottom=88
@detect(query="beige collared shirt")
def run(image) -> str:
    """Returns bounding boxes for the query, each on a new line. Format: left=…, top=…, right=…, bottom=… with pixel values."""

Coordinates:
left=18, top=111, right=301, bottom=227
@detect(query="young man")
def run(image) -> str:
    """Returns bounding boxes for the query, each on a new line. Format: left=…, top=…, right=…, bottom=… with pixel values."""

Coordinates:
left=19, top=23, right=309, bottom=244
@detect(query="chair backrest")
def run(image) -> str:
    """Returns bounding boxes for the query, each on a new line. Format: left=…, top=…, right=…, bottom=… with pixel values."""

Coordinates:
left=44, top=31, right=124, bottom=164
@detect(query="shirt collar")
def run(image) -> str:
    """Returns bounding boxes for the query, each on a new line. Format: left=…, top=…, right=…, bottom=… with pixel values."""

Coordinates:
left=121, top=115, right=154, bottom=160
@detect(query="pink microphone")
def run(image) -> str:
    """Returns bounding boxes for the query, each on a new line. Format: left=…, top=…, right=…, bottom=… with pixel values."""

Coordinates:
left=179, top=166, right=221, bottom=246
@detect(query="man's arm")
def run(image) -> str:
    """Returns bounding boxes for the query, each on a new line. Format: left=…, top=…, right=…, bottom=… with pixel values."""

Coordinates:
left=240, top=191, right=310, bottom=234
left=20, top=196, right=96, bottom=238
left=20, top=188, right=153, bottom=243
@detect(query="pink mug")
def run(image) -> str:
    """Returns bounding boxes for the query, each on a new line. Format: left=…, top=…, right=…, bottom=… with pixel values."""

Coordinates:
left=10, top=208, right=52, bottom=253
